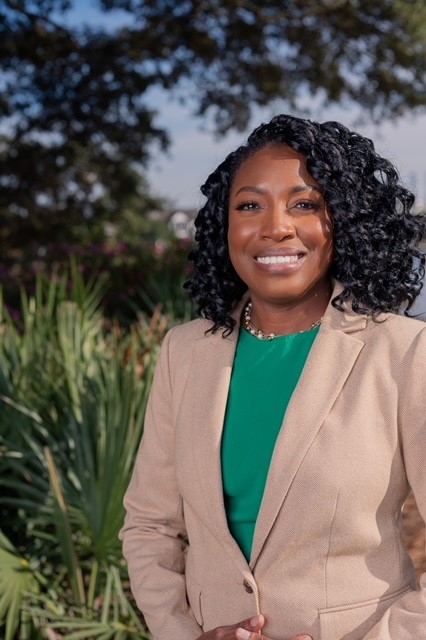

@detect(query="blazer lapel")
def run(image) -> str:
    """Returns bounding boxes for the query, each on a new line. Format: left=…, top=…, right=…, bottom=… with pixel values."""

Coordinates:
left=250, top=303, right=367, bottom=568
left=185, top=327, right=250, bottom=570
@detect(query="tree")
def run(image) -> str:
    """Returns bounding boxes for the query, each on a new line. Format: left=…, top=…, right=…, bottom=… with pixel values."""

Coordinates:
left=1, top=0, right=425, bottom=246
left=0, top=0, right=167, bottom=251
left=114, top=0, right=426, bottom=131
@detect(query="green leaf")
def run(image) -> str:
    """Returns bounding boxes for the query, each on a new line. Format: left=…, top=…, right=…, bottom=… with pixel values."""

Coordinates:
left=0, top=533, right=40, bottom=640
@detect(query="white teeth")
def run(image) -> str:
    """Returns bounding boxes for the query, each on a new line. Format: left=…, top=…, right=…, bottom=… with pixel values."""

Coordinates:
left=256, top=255, right=301, bottom=264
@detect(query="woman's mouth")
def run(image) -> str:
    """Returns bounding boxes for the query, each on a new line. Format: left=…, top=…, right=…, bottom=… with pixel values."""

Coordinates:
left=255, top=254, right=303, bottom=265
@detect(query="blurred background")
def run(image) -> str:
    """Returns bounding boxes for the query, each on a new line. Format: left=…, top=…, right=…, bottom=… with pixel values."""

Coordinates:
left=0, top=1, right=425, bottom=638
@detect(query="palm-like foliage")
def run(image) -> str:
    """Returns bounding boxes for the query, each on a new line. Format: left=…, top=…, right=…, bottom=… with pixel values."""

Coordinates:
left=0, top=265, right=170, bottom=639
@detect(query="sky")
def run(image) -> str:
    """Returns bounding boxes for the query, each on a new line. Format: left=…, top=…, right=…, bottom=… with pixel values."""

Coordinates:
left=64, top=0, right=426, bottom=211
left=144, top=96, right=426, bottom=210
left=4, top=1, right=426, bottom=312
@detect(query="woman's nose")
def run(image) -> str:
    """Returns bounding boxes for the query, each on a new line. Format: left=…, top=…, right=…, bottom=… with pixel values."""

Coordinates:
left=261, top=206, right=295, bottom=241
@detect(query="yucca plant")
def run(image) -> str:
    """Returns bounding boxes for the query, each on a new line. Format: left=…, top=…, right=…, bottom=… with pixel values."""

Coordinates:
left=0, top=264, right=171, bottom=639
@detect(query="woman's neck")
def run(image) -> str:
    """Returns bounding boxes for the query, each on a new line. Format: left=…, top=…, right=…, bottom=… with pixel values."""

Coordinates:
left=247, top=282, right=332, bottom=336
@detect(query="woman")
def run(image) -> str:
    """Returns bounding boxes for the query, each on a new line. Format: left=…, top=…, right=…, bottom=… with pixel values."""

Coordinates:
left=120, top=115, right=426, bottom=640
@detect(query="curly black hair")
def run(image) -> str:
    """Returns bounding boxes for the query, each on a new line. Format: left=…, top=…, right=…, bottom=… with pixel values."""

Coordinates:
left=185, top=114, right=425, bottom=335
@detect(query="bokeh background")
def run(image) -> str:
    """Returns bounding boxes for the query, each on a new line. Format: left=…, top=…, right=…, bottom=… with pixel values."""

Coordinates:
left=1, top=1, right=426, bottom=638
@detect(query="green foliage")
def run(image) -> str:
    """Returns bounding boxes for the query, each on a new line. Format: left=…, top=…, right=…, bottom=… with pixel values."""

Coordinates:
left=0, top=236, right=195, bottom=326
left=0, top=533, right=41, bottom=640
left=0, top=267, right=171, bottom=638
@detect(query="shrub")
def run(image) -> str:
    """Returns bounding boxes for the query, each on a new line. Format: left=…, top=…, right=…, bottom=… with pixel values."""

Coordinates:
left=0, top=266, right=172, bottom=639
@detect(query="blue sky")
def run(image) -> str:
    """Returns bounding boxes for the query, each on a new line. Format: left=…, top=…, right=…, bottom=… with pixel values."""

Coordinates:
left=145, top=95, right=426, bottom=209
left=65, top=1, right=426, bottom=209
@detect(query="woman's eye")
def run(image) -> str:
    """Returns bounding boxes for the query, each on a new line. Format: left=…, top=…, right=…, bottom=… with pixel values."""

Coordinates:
left=291, top=200, right=321, bottom=211
left=235, top=201, right=260, bottom=211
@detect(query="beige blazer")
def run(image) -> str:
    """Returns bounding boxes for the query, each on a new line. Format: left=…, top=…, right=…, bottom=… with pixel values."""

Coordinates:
left=120, top=287, right=426, bottom=640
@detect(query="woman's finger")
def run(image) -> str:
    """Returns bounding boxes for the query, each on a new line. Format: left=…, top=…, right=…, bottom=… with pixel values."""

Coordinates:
left=236, top=629, right=312, bottom=640
left=234, top=615, right=265, bottom=640
left=239, top=614, right=265, bottom=631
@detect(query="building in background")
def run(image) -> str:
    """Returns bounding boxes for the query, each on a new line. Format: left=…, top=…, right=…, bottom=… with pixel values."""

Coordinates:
left=148, top=208, right=197, bottom=240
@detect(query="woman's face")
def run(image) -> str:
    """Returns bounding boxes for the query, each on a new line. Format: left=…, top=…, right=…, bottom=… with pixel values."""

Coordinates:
left=228, top=144, right=334, bottom=310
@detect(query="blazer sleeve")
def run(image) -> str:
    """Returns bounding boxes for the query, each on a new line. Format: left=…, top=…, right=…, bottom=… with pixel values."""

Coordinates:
left=119, top=328, right=202, bottom=640
left=362, top=327, right=426, bottom=639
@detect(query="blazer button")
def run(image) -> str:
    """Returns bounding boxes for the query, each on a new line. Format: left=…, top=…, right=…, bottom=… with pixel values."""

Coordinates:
left=243, top=579, right=254, bottom=594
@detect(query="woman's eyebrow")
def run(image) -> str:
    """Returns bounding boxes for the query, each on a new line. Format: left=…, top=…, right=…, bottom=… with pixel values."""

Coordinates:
left=291, top=184, right=322, bottom=194
left=234, top=184, right=322, bottom=196
left=234, top=186, right=266, bottom=196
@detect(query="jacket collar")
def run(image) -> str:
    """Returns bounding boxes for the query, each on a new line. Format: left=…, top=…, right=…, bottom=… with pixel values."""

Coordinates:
left=226, top=279, right=370, bottom=338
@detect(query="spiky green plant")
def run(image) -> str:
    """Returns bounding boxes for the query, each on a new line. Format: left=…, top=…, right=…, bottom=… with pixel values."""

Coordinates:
left=0, top=265, right=170, bottom=639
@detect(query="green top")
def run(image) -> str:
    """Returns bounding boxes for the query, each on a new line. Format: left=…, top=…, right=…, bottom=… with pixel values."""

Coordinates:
left=221, top=325, right=319, bottom=562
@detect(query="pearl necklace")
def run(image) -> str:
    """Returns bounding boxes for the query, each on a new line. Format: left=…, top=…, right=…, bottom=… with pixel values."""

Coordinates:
left=243, top=301, right=322, bottom=340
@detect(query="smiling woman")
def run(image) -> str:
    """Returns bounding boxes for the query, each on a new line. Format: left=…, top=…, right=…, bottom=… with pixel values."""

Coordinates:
left=120, top=114, right=426, bottom=640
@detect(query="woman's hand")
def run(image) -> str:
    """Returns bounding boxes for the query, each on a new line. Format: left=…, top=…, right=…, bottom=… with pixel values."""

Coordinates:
left=196, top=614, right=312, bottom=640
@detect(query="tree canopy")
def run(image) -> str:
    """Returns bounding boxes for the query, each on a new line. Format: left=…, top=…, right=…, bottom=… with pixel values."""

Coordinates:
left=1, top=0, right=426, bottom=247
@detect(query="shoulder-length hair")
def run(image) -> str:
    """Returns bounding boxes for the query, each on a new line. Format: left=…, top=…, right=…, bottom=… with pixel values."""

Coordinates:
left=185, top=114, right=425, bottom=335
